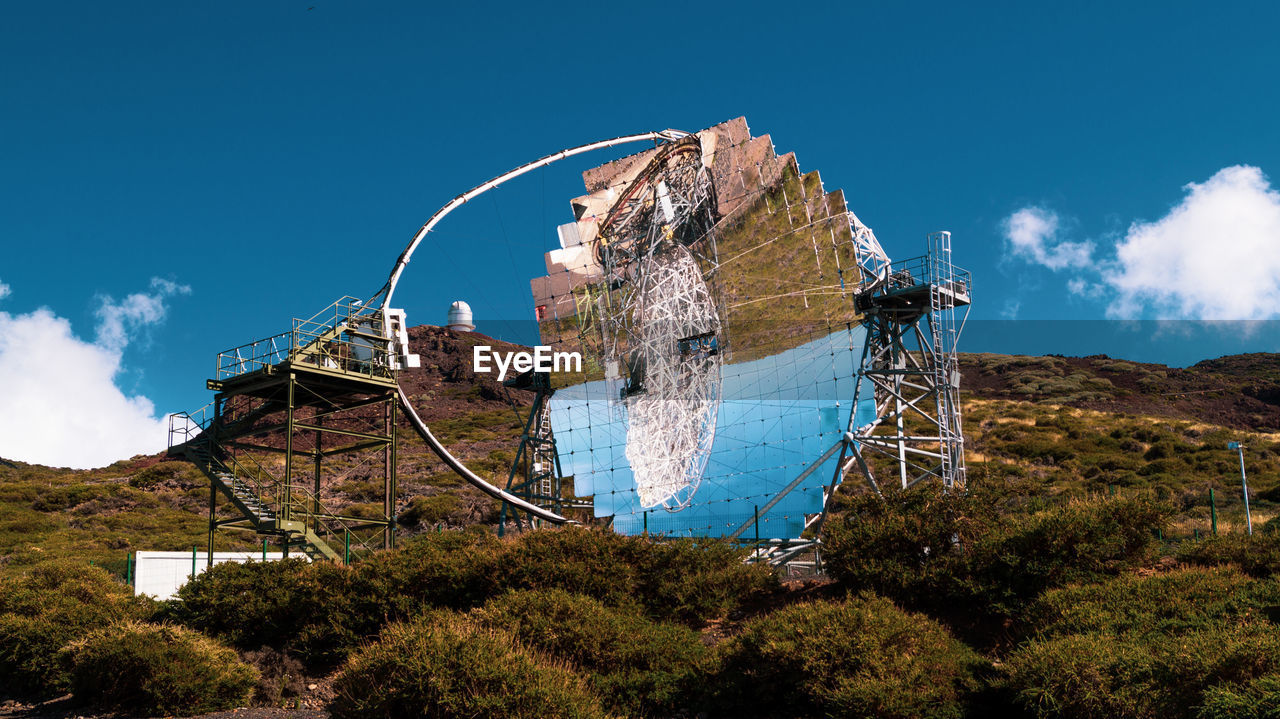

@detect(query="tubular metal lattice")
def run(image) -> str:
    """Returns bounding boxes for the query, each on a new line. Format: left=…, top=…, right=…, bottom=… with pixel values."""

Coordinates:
left=597, top=137, right=724, bottom=510
left=845, top=232, right=971, bottom=493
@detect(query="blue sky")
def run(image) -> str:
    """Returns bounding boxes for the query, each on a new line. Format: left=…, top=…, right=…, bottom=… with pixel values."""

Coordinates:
left=2, top=1, right=1279, bottom=466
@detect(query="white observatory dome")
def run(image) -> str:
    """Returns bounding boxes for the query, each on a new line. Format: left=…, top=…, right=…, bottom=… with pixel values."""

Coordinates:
left=447, top=300, right=475, bottom=332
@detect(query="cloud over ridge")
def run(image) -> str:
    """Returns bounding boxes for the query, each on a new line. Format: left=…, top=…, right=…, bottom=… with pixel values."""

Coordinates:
left=1004, top=207, right=1095, bottom=271
left=1004, top=165, right=1280, bottom=320
left=1106, top=165, right=1280, bottom=320
left=0, top=279, right=189, bottom=468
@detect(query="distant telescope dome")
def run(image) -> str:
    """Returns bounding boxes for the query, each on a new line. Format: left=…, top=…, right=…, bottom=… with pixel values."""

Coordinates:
left=447, top=300, right=475, bottom=332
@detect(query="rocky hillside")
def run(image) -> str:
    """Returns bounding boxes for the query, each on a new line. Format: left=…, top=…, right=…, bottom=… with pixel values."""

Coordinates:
left=959, top=352, right=1280, bottom=431
left=2, top=334, right=1279, bottom=572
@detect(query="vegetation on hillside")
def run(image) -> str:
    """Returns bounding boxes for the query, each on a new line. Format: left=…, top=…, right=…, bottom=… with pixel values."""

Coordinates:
left=3, top=349, right=1280, bottom=717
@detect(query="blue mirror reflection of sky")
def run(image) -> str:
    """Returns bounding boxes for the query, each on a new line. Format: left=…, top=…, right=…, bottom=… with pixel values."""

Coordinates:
left=550, top=327, right=875, bottom=539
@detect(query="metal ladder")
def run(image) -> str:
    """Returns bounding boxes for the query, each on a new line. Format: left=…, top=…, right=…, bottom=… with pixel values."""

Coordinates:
left=927, top=232, right=965, bottom=491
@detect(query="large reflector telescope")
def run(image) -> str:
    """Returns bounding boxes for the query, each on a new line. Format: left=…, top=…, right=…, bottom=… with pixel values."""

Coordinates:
left=532, top=119, right=875, bottom=539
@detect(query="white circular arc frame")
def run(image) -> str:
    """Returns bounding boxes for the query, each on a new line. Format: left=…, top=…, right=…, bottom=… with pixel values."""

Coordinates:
left=372, top=130, right=692, bottom=525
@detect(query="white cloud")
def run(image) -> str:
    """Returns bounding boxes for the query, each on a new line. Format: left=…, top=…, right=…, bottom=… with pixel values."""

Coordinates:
left=1003, top=207, right=1095, bottom=271
left=1104, top=165, right=1280, bottom=320
left=1067, top=277, right=1106, bottom=299
left=1002, top=165, right=1280, bottom=320
left=95, top=278, right=190, bottom=352
left=0, top=279, right=188, bottom=468
left=0, top=279, right=10, bottom=300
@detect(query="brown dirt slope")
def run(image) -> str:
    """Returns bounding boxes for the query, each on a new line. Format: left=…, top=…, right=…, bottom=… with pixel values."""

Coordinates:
left=959, top=352, right=1280, bottom=432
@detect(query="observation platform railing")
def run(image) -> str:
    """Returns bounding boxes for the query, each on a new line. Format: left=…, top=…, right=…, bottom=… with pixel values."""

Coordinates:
left=214, top=296, right=394, bottom=382
left=868, top=254, right=972, bottom=305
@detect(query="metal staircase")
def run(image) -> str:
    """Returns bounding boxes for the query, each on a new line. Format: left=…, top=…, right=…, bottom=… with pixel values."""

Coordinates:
left=169, top=296, right=400, bottom=563
left=172, top=428, right=341, bottom=561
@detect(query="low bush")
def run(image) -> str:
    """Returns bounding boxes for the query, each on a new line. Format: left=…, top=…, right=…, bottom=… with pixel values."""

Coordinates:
left=820, top=486, right=984, bottom=612
left=473, top=589, right=710, bottom=717
left=329, top=611, right=607, bottom=719
left=1005, top=626, right=1280, bottom=719
left=347, top=526, right=504, bottom=619
left=127, top=461, right=203, bottom=489
left=1025, top=566, right=1280, bottom=639
left=167, top=558, right=352, bottom=666
left=713, top=594, right=983, bottom=719
left=170, top=530, right=505, bottom=672
left=1198, top=675, right=1280, bottom=719
left=1178, top=533, right=1280, bottom=576
left=171, top=527, right=775, bottom=674
left=1007, top=563, right=1280, bottom=718
left=399, top=493, right=465, bottom=526
left=60, top=621, right=257, bottom=716
left=824, top=486, right=1170, bottom=622
left=0, top=560, right=142, bottom=696
left=969, top=495, right=1172, bottom=616
left=492, top=526, right=778, bottom=625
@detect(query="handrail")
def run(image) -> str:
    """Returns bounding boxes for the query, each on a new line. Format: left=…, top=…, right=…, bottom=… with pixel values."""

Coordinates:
left=220, top=451, right=280, bottom=514
left=168, top=403, right=213, bottom=449
left=221, top=451, right=380, bottom=559
left=865, top=254, right=971, bottom=295
left=216, top=331, right=293, bottom=378
left=215, top=297, right=395, bottom=381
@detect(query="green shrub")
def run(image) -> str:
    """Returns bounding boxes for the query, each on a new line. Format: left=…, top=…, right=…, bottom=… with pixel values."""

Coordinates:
left=1198, top=675, right=1280, bottom=719
left=0, top=560, right=141, bottom=696
left=169, top=531, right=501, bottom=672
left=342, top=501, right=387, bottom=519
left=1007, top=565, right=1280, bottom=718
left=128, top=461, right=202, bottom=489
left=168, top=558, right=343, bottom=661
left=171, top=527, right=774, bottom=675
left=1026, top=567, right=1280, bottom=639
left=824, top=487, right=1170, bottom=621
left=473, top=589, right=710, bottom=717
left=349, top=527, right=504, bottom=616
left=1177, top=533, right=1280, bottom=577
left=713, top=594, right=983, bottom=719
left=968, top=495, right=1172, bottom=616
left=399, top=494, right=465, bottom=526
left=820, top=485, right=984, bottom=613
left=60, top=621, right=257, bottom=716
left=493, top=527, right=777, bottom=625
left=1005, top=626, right=1280, bottom=719
left=329, top=611, right=608, bottom=719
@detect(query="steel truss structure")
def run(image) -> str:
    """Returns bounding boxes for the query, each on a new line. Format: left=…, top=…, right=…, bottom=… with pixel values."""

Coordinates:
left=594, top=137, right=723, bottom=511
left=169, top=297, right=399, bottom=563
left=168, top=125, right=973, bottom=571
left=730, top=229, right=971, bottom=567
left=497, top=370, right=591, bottom=535
left=850, top=230, right=971, bottom=493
